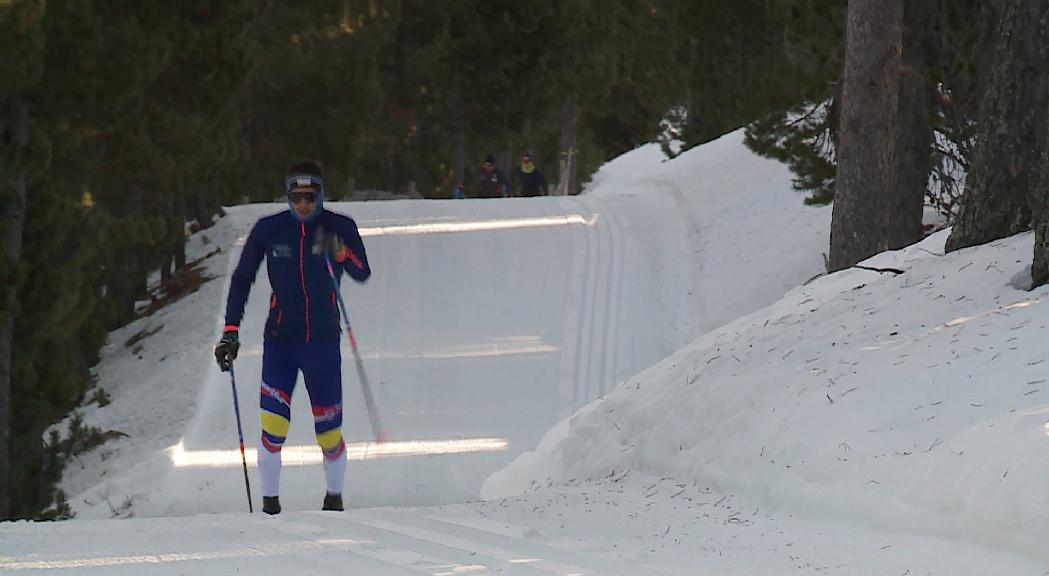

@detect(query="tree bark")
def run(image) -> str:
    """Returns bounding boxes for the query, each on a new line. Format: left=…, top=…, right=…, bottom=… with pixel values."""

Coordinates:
left=828, top=0, right=903, bottom=271
left=946, top=0, right=1048, bottom=255
left=555, top=96, right=580, bottom=196
left=1021, top=1, right=1049, bottom=286
left=888, top=0, right=934, bottom=250
left=174, top=193, right=186, bottom=272
left=1034, top=138, right=1049, bottom=286
left=160, top=255, right=172, bottom=285
left=0, top=97, right=29, bottom=518
left=161, top=193, right=174, bottom=284
left=189, top=190, right=213, bottom=230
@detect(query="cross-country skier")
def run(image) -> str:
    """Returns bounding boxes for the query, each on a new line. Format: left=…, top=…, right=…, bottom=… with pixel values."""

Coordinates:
left=213, top=159, right=371, bottom=515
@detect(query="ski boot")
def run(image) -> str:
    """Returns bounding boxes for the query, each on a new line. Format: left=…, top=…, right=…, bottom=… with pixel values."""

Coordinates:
left=322, top=492, right=343, bottom=511
left=262, top=496, right=281, bottom=515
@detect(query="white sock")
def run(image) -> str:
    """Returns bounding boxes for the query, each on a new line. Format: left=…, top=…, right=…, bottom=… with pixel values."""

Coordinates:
left=258, top=440, right=283, bottom=497
left=323, top=450, right=346, bottom=495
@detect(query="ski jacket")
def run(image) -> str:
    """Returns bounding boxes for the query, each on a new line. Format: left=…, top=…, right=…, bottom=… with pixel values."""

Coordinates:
left=224, top=209, right=370, bottom=343
left=512, top=165, right=548, bottom=197
left=476, top=166, right=508, bottom=198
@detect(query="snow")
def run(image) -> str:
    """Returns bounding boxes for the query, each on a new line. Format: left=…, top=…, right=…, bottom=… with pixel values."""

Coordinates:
left=2, top=129, right=1046, bottom=574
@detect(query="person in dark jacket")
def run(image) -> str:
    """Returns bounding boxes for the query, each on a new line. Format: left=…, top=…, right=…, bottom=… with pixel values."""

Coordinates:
left=213, top=159, right=370, bottom=515
left=475, top=154, right=508, bottom=198
left=511, top=152, right=549, bottom=197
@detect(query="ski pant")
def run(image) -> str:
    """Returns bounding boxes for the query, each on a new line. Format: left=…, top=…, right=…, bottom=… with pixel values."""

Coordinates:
left=257, top=340, right=346, bottom=496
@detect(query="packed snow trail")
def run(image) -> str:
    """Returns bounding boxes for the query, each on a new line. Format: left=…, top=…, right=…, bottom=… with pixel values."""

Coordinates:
left=163, top=193, right=708, bottom=516
left=4, top=478, right=1042, bottom=575
left=54, top=136, right=829, bottom=521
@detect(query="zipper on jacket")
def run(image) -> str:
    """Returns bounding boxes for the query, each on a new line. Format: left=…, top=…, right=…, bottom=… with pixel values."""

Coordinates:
left=300, top=222, right=312, bottom=342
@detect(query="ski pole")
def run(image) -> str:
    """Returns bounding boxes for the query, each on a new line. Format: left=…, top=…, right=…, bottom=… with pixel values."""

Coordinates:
left=325, top=253, right=386, bottom=443
left=228, top=366, right=253, bottom=513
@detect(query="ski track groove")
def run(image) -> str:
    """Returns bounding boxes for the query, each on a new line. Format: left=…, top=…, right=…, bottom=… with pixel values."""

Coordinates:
left=658, top=180, right=705, bottom=337
left=278, top=511, right=554, bottom=575
left=611, top=196, right=636, bottom=386
left=264, top=515, right=476, bottom=575
left=555, top=198, right=588, bottom=421
left=382, top=508, right=691, bottom=576
left=346, top=507, right=684, bottom=576
left=592, top=194, right=624, bottom=397
left=566, top=195, right=597, bottom=412
left=589, top=196, right=610, bottom=403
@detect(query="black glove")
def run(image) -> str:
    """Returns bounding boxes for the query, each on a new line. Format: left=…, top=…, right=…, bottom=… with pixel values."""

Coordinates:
left=214, top=329, right=240, bottom=372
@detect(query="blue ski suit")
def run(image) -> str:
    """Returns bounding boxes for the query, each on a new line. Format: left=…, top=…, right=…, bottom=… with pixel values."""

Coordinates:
left=224, top=208, right=370, bottom=460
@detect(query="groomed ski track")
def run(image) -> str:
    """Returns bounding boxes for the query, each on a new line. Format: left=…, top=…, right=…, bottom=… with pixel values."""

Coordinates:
left=5, top=193, right=714, bottom=574
left=179, top=193, right=704, bottom=513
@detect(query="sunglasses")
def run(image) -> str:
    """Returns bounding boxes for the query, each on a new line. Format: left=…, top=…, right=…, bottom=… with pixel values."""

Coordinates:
left=289, top=191, right=317, bottom=204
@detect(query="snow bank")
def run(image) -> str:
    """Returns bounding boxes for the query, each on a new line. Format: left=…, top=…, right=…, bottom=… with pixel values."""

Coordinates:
left=485, top=229, right=1049, bottom=562
left=585, top=130, right=830, bottom=338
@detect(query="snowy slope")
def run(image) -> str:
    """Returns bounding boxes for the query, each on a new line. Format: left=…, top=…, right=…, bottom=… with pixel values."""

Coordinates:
left=3, top=130, right=1044, bottom=574
left=484, top=228, right=1049, bottom=565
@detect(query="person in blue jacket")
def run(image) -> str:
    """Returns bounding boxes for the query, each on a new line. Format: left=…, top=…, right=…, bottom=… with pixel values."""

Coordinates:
left=213, top=159, right=370, bottom=515
left=510, top=152, right=549, bottom=197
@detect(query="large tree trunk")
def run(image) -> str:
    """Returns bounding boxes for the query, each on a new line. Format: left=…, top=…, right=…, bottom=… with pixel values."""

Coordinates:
left=1034, top=137, right=1049, bottom=285
left=189, top=190, right=213, bottom=230
left=828, top=0, right=903, bottom=271
left=161, top=193, right=174, bottom=285
left=0, top=97, right=29, bottom=518
left=173, top=192, right=186, bottom=272
left=946, top=0, right=1048, bottom=255
left=1021, top=1, right=1049, bottom=286
left=555, top=96, right=580, bottom=196
left=888, top=0, right=934, bottom=250
left=104, top=182, right=145, bottom=328
left=159, top=193, right=187, bottom=283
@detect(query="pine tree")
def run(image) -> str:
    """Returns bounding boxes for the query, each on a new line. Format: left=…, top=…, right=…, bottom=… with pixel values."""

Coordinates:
left=737, top=0, right=847, bottom=204
left=249, top=0, right=390, bottom=198
left=946, top=0, right=1048, bottom=259
left=0, top=0, right=46, bottom=519
left=828, top=0, right=904, bottom=271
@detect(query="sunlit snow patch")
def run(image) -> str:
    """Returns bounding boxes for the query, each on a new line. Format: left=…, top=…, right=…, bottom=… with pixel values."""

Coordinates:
left=171, top=437, right=509, bottom=468
left=358, top=213, right=597, bottom=237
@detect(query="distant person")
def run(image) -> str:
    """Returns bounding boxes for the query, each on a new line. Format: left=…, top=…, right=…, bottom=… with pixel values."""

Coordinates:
left=511, top=152, right=549, bottom=197
left=453, top=180, right=466, bottom=200
left=213, top=159, right=371, bottom=515
left=475, top=154, right=508, bottom=198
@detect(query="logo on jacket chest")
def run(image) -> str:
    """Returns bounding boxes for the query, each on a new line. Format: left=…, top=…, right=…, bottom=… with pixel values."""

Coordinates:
left=271, top=244, right=293, bottom=258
